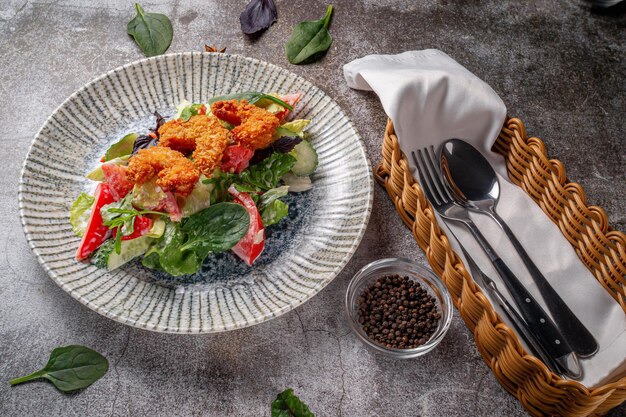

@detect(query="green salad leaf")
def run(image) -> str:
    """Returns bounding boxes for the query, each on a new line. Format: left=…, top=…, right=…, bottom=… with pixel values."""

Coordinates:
left=271, top=388, right=315, bottom=417
left=208, top=91, right=293, bottom=111
left=260, top=186, right=289, bottom=207
left=238, top=152, right=297, bottom=190
left=285, top=5, right=333, bottom=65
left=179, top=103, right=204, bottom=122
left=181, top=203, right=249, bottom=252
left=9, top=345, right=108, bottom=393
left=275, top=119, right=311, bottom=139
left=142, top=203, right=249, bottom=276
left=261, top=199, right=289, bottom=226
left=127, top=3, right=173, bottom=57
left=70, top=193, right=95, bottom=237
left=104, top=133, right=137, bottom=161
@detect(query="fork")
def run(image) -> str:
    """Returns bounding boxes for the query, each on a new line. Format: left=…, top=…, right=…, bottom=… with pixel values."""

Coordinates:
left=411, top=146, right=580, bottom=374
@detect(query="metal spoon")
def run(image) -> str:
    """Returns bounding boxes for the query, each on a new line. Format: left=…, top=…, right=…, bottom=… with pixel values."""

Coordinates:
left=439, top=139, right=598, bottom=357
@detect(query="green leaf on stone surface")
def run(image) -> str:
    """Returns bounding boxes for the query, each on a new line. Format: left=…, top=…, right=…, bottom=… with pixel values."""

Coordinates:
left=271, top=388, right=315, bottom=417
left=285, top=5, right=333, bottom=65
left=127, top=3, right=173, bottom=57
left=9, top=345, right=109, bottom=392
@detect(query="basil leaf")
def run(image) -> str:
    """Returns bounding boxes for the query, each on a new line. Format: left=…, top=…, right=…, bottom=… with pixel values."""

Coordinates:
left=240, top=0, right=277, bottom=35
left=238, top=152, right=296, bottom=190
left=127, top=3, right=173, bottom=57
left=208, top=91, right=293, bottom=111
left=9, top=345, right=108, bottom=393
left=69, top=193, right=95, bottom=237
left=271, top=388, right=315, bottom=417
left=142, top=221, right=205, bottom=276
left=285, top=5, right=333, bottom=65
left=104, top=133, right=138, bottom=161
left=261, top=199, right=288, bottom=226
left=181, top=202, right=249, bottom=252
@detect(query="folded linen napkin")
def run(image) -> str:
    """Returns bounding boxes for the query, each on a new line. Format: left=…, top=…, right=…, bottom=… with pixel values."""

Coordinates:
left=344, top=49, right=626, bottom=388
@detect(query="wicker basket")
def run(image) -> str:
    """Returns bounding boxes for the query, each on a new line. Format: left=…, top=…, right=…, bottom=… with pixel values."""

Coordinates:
left=374, top=118, right=626, bottom=416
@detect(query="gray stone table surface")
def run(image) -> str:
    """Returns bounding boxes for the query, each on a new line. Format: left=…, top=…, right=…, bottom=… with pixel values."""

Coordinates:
left=0, top=0, right=624, bottom=416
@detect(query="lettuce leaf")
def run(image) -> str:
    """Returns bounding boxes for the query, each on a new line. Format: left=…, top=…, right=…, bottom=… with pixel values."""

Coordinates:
left=261, top=199, right=288, bottom=226
left=275, top=119, right=311, bottom=138
left=104, top=133, right=137, bottom=161
left=69, top=193, right=95, bottom=237
left=238, top=152, right=296, bottom=190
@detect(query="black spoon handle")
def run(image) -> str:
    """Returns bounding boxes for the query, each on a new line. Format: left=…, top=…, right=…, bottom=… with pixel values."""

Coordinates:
left=489, top=210, right=598, bottom=357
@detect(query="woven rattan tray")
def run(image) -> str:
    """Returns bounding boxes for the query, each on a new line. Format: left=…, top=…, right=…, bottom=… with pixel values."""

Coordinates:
left=375, top=118, right=626, bottom=416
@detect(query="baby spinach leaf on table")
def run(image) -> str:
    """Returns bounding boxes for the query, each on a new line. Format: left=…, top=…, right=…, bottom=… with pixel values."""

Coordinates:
left=238, top=152, right=296, bottom=190
left=240, top=0, right=277, bottom=35
left=261, top=199, right=289, bottom=226
left=9, top=345, right=108, bottom=392
left=271, top=388, right=315, bottom=417
left=70, top=193, right=95, bottom=237
left=181, top=203, right=249, bottom=252
left=208, top=92, right=293, bottom=111
left=104, top=133, right=138, bottom=161
left=127, top=3, right=173, bottom=57
left=285, top=5, right=333, bottom=65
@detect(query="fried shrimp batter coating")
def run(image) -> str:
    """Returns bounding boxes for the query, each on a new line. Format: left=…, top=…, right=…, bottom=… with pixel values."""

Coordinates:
left=127, top=146, right=199, bottom=197
left=211, top=99, right=280, bottom=150
left=190, top=117, right=230, bottom=176
left=158, top=114, right=219, bottom=154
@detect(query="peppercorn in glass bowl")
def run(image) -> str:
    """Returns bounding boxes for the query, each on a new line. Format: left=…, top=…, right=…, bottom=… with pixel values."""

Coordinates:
left=345, top=258, right=453, bottom=359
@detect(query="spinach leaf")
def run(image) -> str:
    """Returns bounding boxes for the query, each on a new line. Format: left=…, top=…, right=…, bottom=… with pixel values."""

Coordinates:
left=142, top=221, right=205, bottom=276
left=238, top=152, right=296, bottom=190
left=208, top=92, right=293, bottom=111
left=240, top=0, right=277, bottom=35
left=70, top=193, right=95, bottom=237
left=127, top=3, right=173, bottom=57
left=104, top=133, right=138, bottom=161
left=261, top=199, right=288, bottom=226
left=271, top=388, right=315, bottom=417
left=9, top=345, right=108, bottom=393
left=285, top=5, right=333, bottom=65
left=181, top=203, right=249, bottom=252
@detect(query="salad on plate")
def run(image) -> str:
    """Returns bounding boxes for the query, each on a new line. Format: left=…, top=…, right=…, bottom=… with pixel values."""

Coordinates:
left=70, top=92, right=318, bottom=276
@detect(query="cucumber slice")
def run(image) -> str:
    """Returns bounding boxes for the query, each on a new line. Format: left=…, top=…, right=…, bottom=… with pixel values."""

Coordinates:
left=92, top=236, right=153, bottom=271
left=291, top=140, right=318, bottom=176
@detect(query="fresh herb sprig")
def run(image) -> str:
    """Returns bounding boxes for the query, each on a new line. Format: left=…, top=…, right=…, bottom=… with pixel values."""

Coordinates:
left=100, top=194, right=165, bottom=254
left=271, top=388, right=315, bottom=417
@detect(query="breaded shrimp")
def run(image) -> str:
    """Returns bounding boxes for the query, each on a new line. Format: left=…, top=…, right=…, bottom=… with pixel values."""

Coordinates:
left=158, top=114, right=223, bottom=155
left=127, top=146, right=200, bottom=197
left=211, top=99, right=280, bottom=150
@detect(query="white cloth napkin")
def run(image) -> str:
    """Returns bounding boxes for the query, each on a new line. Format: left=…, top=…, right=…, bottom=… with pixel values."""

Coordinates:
left=344, top=49, right=626, bottom=388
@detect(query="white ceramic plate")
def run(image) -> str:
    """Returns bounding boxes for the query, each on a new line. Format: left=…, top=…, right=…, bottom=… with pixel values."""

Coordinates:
left=19, top=53, right=373, bottom=333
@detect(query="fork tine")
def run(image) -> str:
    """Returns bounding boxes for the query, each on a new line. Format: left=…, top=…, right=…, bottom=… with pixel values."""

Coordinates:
left=412, top=149, right=442, bottom=206
left=423, top=145, right=455, bottom=202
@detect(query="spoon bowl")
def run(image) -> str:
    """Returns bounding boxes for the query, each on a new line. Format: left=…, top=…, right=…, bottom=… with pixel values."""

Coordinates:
left=438, top=139, right=598, bottom=357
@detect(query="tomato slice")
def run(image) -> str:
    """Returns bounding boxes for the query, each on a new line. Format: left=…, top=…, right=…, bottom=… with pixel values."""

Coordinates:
left=102, top=164, right=134, bottom=201
left=112, top=215, right=153, bottom=241
left=75, top=183, right=115, bottom=260
left=221, top=145, right=254, bottom=174
left=228, top=185, right=265, bottom=266
left=275, top=93, right=301, bottom=122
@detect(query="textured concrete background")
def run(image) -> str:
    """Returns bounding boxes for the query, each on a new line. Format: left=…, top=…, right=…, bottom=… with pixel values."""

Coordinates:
left=0, top=0, right=624, bottom=416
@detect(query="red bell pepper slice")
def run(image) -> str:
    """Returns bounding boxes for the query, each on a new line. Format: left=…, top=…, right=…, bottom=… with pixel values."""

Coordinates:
left=75, top=183, right=115, bottom=260
left=228, top=185, right=265, bottom=266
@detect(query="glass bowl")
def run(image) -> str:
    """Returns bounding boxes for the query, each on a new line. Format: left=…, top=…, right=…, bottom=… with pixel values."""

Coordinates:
left=345, top=258, right=453, bottom=359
